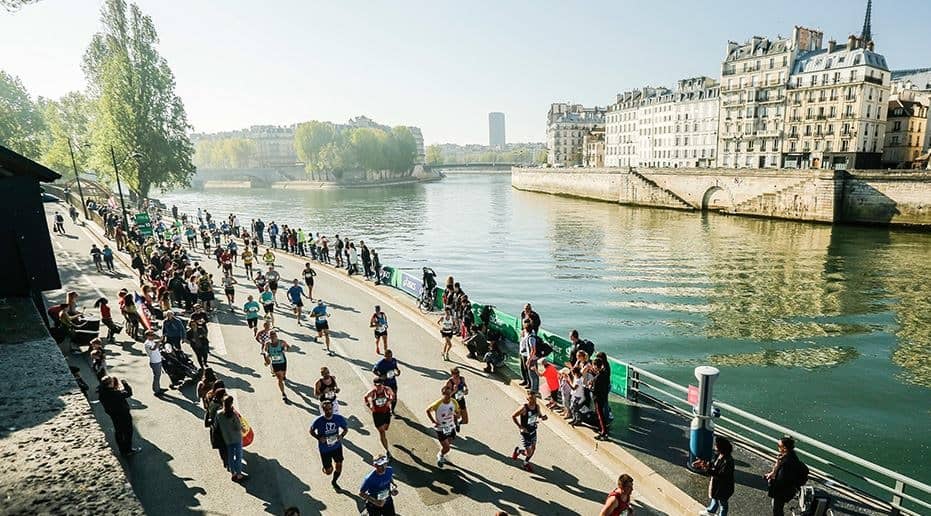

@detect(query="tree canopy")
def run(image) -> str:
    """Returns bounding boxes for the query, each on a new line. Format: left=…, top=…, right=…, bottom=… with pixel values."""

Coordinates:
left=294, top=121, right=416, bottom=179
left=82, top=0, right=195, bottom=197
left=194, top=138, right=257, bottom=169
left=0, top=70, right=46, bottom=159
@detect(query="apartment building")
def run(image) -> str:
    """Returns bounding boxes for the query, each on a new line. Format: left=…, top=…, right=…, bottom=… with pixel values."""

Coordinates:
left=546, top=103, right=606, bottom=166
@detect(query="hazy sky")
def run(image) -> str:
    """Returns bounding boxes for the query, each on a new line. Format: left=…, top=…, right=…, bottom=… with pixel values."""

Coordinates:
left=2, top=0, right=929, bottom=144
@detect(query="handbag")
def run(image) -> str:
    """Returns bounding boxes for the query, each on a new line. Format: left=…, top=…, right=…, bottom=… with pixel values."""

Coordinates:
left=236, top=410, right=255, bottom=447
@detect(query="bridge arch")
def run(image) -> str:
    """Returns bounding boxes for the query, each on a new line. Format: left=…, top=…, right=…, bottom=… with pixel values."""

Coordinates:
left=701, top=185, right=732, bottom=212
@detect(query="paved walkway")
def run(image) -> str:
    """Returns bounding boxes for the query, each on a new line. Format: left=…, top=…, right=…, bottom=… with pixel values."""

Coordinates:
left=48, top=204, right=700, bottom=515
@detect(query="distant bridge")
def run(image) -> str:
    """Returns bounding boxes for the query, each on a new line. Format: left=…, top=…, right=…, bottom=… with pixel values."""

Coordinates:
left=425, top=162, right=522, bottom=171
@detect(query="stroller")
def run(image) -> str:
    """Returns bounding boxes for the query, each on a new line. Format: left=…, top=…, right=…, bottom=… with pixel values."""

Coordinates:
left=161, top=346, right=200, bottom=387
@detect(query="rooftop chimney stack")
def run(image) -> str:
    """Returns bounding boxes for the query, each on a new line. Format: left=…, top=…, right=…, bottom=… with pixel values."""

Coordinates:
left=828, top=40, right=836, bottom=53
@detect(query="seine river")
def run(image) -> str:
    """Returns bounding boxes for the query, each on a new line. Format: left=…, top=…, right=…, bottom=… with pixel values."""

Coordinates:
left=161, top=172, right=931, bottom=482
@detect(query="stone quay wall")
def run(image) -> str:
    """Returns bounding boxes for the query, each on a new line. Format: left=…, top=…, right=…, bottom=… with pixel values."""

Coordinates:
left=0, top=297, right=143, bottom=515
left=512, top=167, right=931, bottom=227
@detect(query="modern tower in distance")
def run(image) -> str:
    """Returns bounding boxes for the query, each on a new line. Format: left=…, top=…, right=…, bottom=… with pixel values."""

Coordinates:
left=488, top=112, right=505, bottom=148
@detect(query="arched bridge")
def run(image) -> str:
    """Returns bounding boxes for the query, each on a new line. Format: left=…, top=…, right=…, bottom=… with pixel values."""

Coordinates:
left=425, top=162, right=521, bottom=172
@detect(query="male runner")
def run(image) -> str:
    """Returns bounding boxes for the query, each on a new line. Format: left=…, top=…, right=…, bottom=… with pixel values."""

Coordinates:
left=311, top=300, right=332, bottom=355
left=243, top=295, right=261, bottom=335
left=302, top=263, right=317, bottom=300
left=364, top=377, right=395, bottom=457
left=359, top=456, right=398, bottom=516
left=262, top=331, right=290, bottom=401
left=369, top=305, right=389, bottom=355
left=309, top=399, right=348, bottom=490
left=511, top=391, right=548, bottom=472
left=372, top=350, right=401, bottom=414
left=265, top=265, right=281, bottom=305
left=287, top=279, right=310, bottom=325
left=241, top=246, right=254, bottom=279
left=426, top=386, right=461, bottom=468
left=260, top=285, right=276, bottom=326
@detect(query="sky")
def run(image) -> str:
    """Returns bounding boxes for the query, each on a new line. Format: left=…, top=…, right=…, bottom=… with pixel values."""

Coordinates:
left=2, top=0, right=930, bottom=145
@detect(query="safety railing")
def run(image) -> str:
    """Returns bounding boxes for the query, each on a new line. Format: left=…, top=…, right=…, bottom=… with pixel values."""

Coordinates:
left=628, top=366, right=931, bottom=516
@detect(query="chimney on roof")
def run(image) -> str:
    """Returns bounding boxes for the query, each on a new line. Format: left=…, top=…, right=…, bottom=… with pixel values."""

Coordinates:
left=727, top=41, right=738, bottom=55
left=847, top=34, right=857, bottom=51
left=828, top=40, right=836, bottom=53
left=868, top=41, right=875, bottom=51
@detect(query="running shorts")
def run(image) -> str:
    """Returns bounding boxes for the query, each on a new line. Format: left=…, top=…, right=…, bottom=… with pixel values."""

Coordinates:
left=272, top=362, right=287, bottom=373
left=247, top=318, right=258, bottom=329
left=320, top=446, right=344, bottom=470
left=440, top=330, right=454, bottom=338
left=520, top=429, right=538, bottom=449
left=373, top=411, right=392, bottom=428
left=263, top=303, right=275, bottom=314
left=436, top=428, right=457, bottom=442
left=374, top=329, right=388, bottom=338
left=315, top=320, right=330, bottom=332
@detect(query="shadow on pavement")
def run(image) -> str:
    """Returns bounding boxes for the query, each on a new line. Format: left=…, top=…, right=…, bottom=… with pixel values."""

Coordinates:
left=126, top=434, right=207, bottom=514
left=241, top=450, right=328, bottom=515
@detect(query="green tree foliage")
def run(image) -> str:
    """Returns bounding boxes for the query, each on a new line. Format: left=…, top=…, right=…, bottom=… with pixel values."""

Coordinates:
left=1, top=0, right=41, bottom=12
left=82, top=0, right=195, bottom=197
left=193, top=137, right=256, bottom=169
left=294, top=121, right=416, bottom=178
left=38, top=91, right=94, bottom=172
left=426, top=144, right=443, bottom=165
left=0, top=70, right=46, bottom=158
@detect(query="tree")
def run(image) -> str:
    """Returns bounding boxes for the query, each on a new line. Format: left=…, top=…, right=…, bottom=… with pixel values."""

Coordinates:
left=294, top=120, right=336, bottom=177
left=38, top=91, right=94, bottom=172
left=1, top=0, right=41, bottom=12
left=388, top=126, right=416, bottom=174
left=426, top=144, right=443, bottom=165
left=82, top=0, right=195, bottom=197
left=0, top=70, right=45, bottom=159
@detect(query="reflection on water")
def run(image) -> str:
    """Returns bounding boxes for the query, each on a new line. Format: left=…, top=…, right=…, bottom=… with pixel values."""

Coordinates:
left=706, top=346, right=860, bottom=369
left=159, top=174, right=931, bottom=480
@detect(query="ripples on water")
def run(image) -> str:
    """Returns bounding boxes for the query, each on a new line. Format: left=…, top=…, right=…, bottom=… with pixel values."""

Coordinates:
left=160, top=173, right=931, bottom=480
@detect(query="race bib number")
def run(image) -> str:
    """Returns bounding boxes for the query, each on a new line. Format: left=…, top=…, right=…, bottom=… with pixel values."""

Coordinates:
left=440, top=421, right=455, bottom=434
left=377, top=489, right=390, bottom=501
left=375, top=397, right=387, bottom=407
left=325, top=435, right=339, bottom=446
left=527, top=414, right=538, bottom=426
left=386, top=370, right=396, bottom=379
left=454, top=391, right=464, bottom=400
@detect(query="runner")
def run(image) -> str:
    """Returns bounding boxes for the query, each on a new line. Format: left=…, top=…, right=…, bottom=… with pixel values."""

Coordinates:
left=261, top=331, right=290, bottom=401
left=220, top=248, right=233, bottom=276
left=309, top=399, right=349, bottom=490
left=286, top=279, right=310, bottom=325
left=197, top=271, right=216, bottom=312
left=363, top=377, right=395, bottom=457
left=262, top=248, right=276, bottom=269
left=260, top=285, right=276, bottom=326
left=426, top=386, right=461, bottom=468
left=102, top=244, right=115, bottom=272
left=265, top=265, right=281, bottom=305
left=302, top=262, right=317, bottom=300
left=444, top=367, right=469, bottom=429
left=243, top=295, right=261, bottom=335
left=241, top=246, right=254, bottom=279
left=599, top=474, right=635, bottom=516
left=437, top=306, right=455, bottom=361
left=255, top=319, right=273, bottom=348
left=221, top=272, right=238, bottom=310
left=372, top=349, right=401, bottom=414
left=511, top=391, right=548, bottom=472
left=90, top=244, right=104, bottom=273
left=311, top=300, right=332, bottom=355
left=314, top=367, right=341, bottom=415
left=359, top=455, right=398, bottom=516
left=53, top=211, right=65, bottom=234
left=254, top=270, right=267, bottom=294
left=369, top=305, right=389, bottom=355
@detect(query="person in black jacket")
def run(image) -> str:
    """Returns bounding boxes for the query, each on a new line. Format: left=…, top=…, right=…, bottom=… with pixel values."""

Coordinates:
left=591, top=358, right=611, bottom=441
left=97, top=376, right=140, bottom=456
left=693, top=436, right=735, bottom=516
left=766, top=436, right=808, bottom=516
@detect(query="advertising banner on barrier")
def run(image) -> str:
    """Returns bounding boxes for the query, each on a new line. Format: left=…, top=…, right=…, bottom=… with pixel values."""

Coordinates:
left=378, top=266, right=395, bottom=286
left=398, top=271, right=423, bottom=298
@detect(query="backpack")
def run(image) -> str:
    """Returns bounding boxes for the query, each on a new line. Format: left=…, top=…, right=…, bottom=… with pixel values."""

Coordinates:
left=534, top=335, right=553, bottom=358
left=580, top=339, right=595, bottom=355
left=796, top=460, right=810, bottom=488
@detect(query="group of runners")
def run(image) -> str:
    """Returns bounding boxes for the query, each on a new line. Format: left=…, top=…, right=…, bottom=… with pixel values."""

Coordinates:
left=59, top=201, right=638, bottom=516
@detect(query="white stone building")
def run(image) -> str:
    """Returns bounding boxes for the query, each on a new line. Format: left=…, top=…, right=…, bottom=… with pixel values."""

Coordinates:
left=785, top=35, right=890, bottom=169
left=546, top=103, right=606, bottom=166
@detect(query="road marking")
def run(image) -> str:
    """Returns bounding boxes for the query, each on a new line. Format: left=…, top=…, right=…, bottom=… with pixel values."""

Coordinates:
left=207, top=318, right=228, bottom=356
left=52, top=237, right=107, bottom=299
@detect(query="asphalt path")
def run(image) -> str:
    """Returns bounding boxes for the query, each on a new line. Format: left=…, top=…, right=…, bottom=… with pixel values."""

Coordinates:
left=48, top=205, right=674, bottom=515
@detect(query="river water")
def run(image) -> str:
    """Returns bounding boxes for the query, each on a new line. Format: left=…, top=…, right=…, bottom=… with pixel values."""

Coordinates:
left=160, top=172, right=931, bottom=482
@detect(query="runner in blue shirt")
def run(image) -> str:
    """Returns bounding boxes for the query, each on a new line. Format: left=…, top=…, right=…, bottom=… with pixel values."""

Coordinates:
left=359, top=455, right=397, bottom=516
left=372, top=349, right=401, bottom=415
left=286, top=280, right=310, bottom=326
left=311, top=300, right=332, bottom=355
left=309, top=400, right=348, bottom=490
left=243, top=295, right=261, bottom=335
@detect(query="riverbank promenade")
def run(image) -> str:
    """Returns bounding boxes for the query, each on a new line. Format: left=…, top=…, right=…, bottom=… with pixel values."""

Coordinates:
left=45, top=203, right=701, bottom=515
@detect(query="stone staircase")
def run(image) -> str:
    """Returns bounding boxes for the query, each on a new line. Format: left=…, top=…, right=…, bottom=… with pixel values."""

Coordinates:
left=627, top=170, right=695, bottom=210
left=727, top=178, right=816, bottom=218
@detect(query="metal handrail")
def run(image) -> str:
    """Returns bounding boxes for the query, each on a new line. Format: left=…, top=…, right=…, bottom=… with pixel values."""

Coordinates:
left=626, top=363, right=931, bottom=513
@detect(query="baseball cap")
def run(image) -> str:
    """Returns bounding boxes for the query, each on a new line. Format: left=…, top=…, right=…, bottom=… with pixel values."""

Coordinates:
left=373, top=455, right=389, bottom=466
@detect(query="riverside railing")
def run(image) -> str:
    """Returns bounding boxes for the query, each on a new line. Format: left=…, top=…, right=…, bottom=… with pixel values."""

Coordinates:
left=54, top=189, right=929, bottom=515
left=377, top=266, right=930, bottom=515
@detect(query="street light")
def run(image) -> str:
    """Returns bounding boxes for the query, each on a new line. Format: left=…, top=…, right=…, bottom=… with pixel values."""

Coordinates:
left=109, top=146, right=144, bottom=232
left=66, top=138, right=89, bottom=220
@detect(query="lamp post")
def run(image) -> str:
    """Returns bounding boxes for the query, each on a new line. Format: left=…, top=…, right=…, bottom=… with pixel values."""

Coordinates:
left=110, top=145, right=131, bottom=232
left=67, top=138, right=89, bottom=220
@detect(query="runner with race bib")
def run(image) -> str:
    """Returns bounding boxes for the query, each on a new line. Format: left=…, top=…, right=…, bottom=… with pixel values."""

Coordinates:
left=426, top=386, right=461, bottom=468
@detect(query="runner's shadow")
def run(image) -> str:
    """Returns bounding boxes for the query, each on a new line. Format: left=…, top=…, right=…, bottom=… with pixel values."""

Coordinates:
left=211, top=354, right=262, bottom=378
left=157, top=389, right=205, bottom=420
left=124, top=435, right=207, bottom=514
left=396, top=359, right=447, bottom=381
left=326, top=302, right=359, bottom=314
left=241, top=451, right=327, bottom=514
left=345, top=414, right=371, bottom=436
left=329, top=330, right=358, bottom=341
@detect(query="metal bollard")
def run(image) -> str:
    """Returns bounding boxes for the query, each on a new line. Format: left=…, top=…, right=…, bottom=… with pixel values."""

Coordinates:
left=688, top=366, right=720, bottom=468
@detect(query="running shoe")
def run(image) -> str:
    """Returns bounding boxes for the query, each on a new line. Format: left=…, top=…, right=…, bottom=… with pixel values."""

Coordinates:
left=512, top=447, right=520, bottom=460
left=436, top=453, right=444, bottom=468
left=523, top=462, right=533, bottom=473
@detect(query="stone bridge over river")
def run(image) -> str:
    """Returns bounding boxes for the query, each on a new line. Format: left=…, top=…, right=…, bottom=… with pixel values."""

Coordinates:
left=513, top=167, right=931, bottom=226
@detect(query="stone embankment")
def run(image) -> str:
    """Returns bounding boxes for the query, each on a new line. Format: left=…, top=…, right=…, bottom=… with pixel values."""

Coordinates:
left=513, top=167, right=931, bottom=227
left=0, top=297, right=143, bottom=516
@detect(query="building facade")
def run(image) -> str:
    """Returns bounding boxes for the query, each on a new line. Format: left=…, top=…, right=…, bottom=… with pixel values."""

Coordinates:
left=784, top=35, right=890, bottom=170
left=488, top=112, right=506, bottom=148
left=882, top=98, right=928, bottom=168
left=582, top=127, right=605, bottom=168
left=546, top=103, right=606, bottom=166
